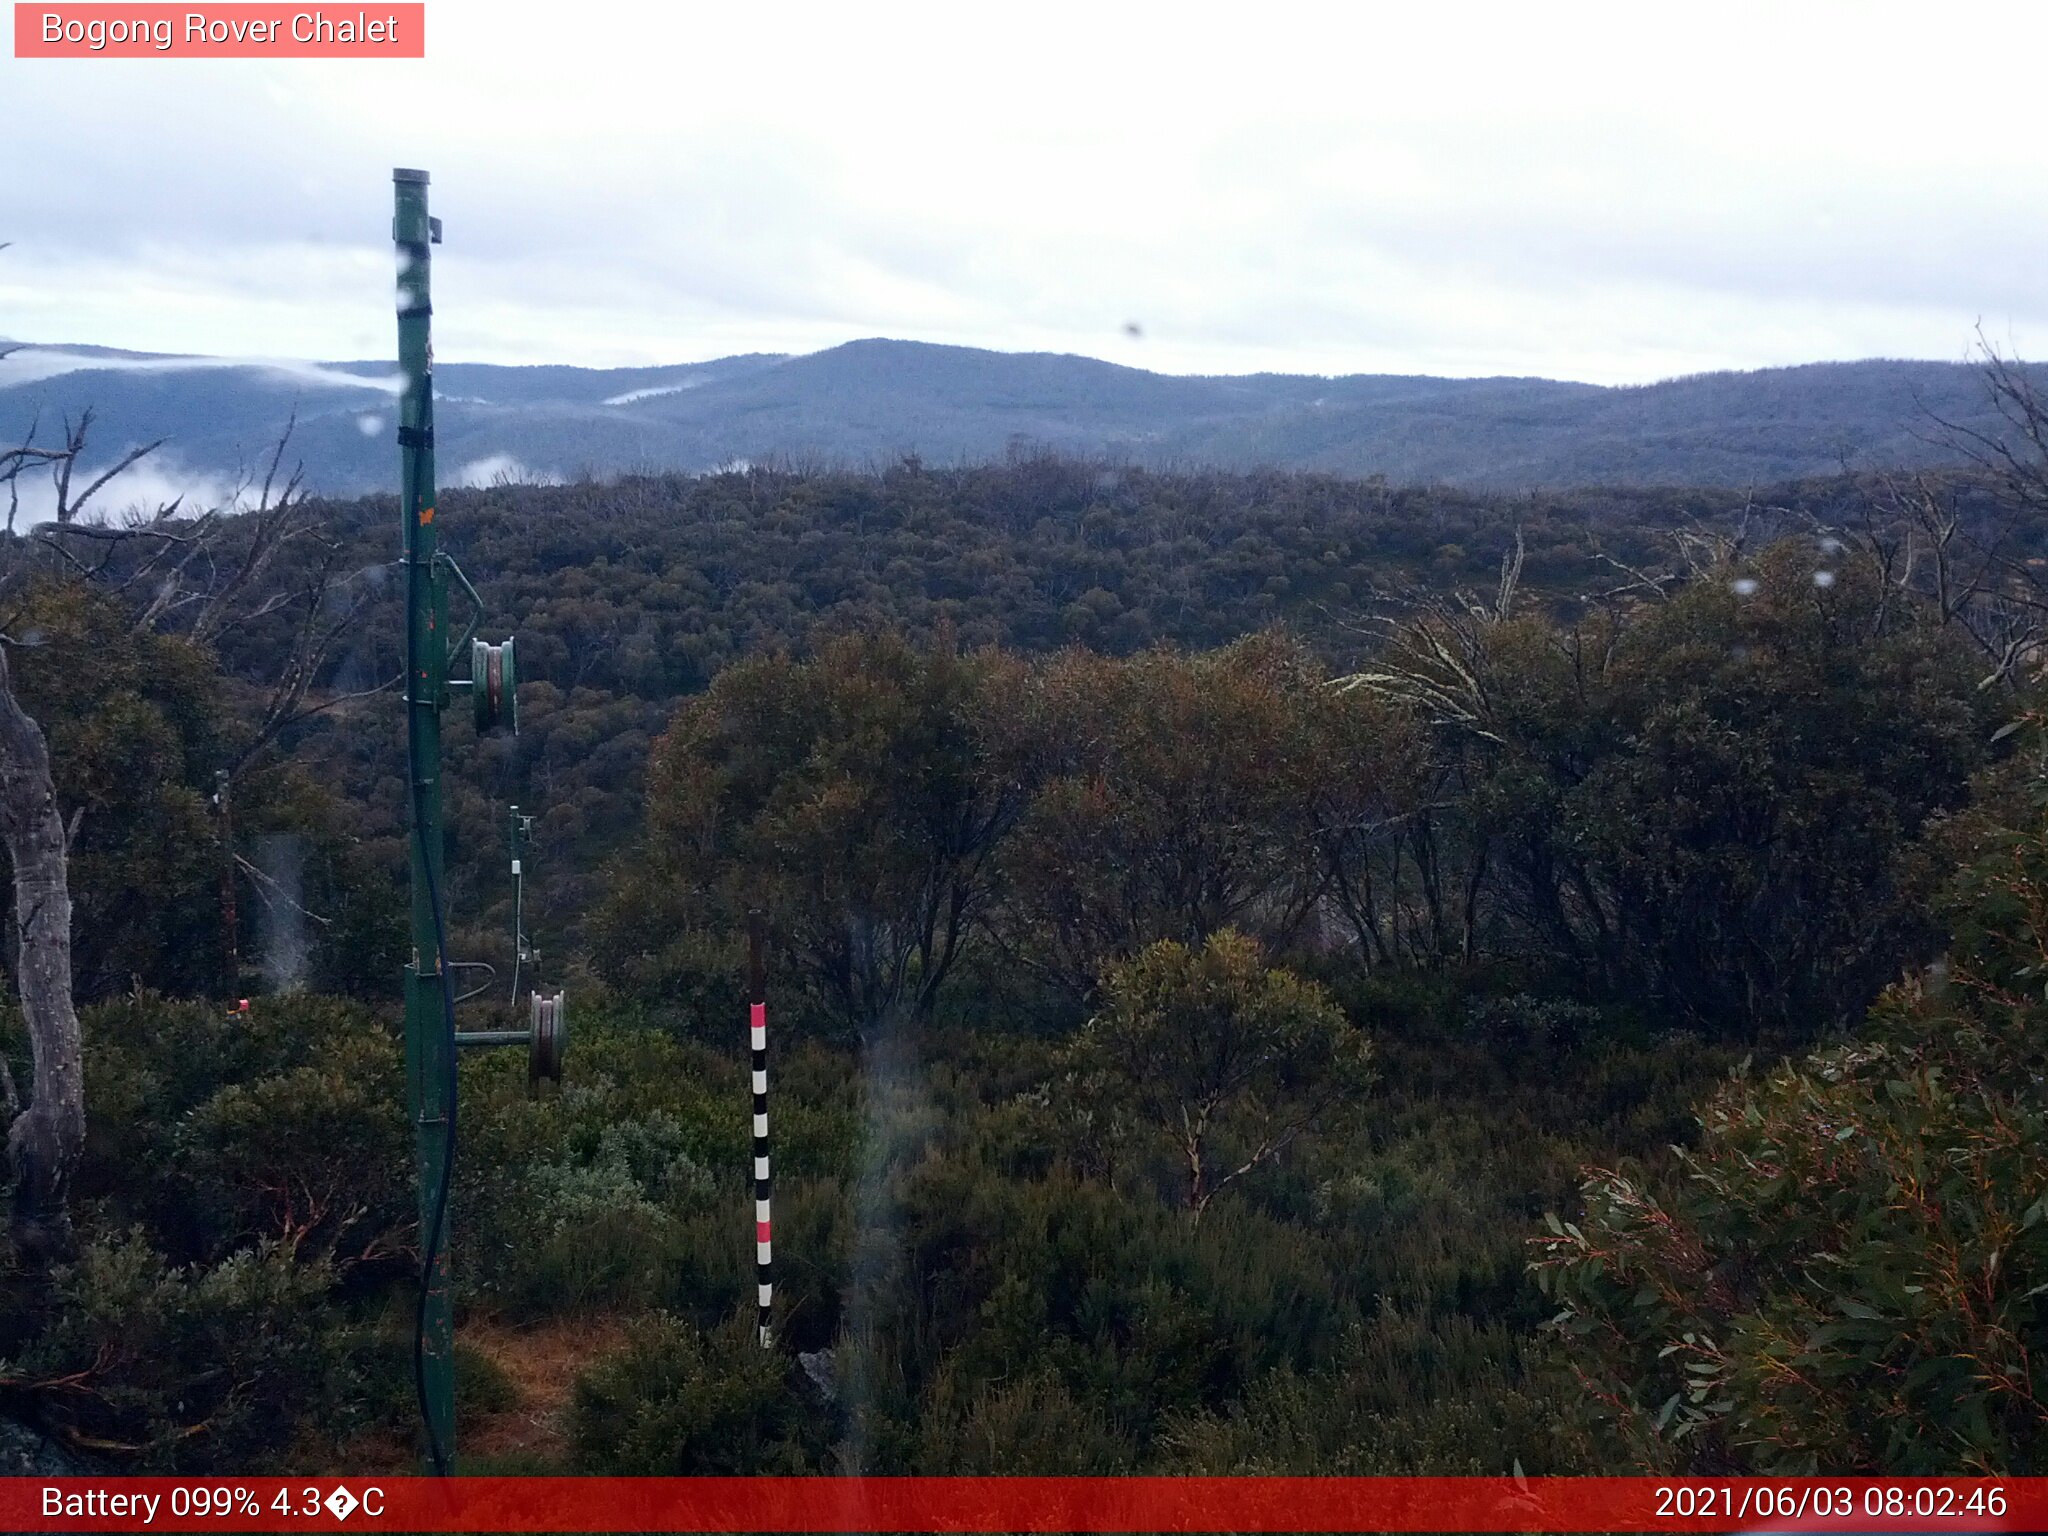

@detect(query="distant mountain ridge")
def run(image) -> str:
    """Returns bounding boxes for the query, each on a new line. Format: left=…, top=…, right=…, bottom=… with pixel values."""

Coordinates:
left=0, top=337, right=2022, bottom=501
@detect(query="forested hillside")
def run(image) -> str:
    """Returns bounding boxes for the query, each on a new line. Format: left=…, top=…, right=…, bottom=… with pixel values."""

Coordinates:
left=5, top=340, right=2040, bottom=497
left=1, top=446, right=2045, bottom=1476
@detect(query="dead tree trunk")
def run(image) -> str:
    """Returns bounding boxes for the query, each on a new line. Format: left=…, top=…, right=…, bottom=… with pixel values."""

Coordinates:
left=0, top=646, right=82, bottom=1261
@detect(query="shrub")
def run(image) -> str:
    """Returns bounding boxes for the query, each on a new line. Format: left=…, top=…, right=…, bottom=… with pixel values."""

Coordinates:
left=486, top=1114, right=719, bottom=1317
left=456, top=1025, right=748, bottom=1319
left=60, top=995, right=413, bottom=1279
left=915, top=1364, right=1131, bottom=1472
left=1461, top=992, right=1603, bottom=1055
left=173, top=1027, right=410, bottom=1266
left=570, top=1312, right=827, bottom=1473
left=1, top=1234, right=353, bottom=1470
left=1065, top=931, right=1373, bottom=1218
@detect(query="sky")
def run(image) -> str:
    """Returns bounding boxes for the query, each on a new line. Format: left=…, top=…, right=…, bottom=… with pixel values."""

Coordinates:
left=6, top=0, right=2048, bottom=385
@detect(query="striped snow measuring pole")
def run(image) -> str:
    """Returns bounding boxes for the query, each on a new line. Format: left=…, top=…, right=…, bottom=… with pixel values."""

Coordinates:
left=749, top=914, right=774, bottom=1348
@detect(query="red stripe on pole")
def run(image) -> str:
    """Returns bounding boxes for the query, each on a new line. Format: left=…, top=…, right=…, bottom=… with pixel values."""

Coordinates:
left=1, top=1477, right=2034, bottom=1532
left=751, top=1002, right=766, bottom=1029
left=756, top=1219, right=772, bottom=1241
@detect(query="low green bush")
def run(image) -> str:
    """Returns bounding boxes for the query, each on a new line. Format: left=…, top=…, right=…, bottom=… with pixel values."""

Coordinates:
left=1, top=1234, right=357, bottom=1470
left=570, top=1312, right=829, bottom=1473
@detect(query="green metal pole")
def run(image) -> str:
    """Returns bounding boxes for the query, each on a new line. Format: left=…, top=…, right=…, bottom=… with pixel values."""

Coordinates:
left=394, top=166, right=455, bottom=1472
left=509, top=805, right=526, bottom=1002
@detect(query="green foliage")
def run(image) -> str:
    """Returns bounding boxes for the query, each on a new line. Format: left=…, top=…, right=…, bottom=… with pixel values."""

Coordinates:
left=842, top=1155, right=1351, bottom=1464
left=1461, top=992, right=1605, bottom=1055
left=585, top=919, right=745, bottom=1044
left=1531, top=732, right=2048, bottom=1471
left=0, top=579, right=402, bottom=1006
left=232, top=764, right=406, bottom=1000
left=172, top=1025, right=410, bottom=1264
left=570, top=1312, right=827, bottom=1473
left=611, top=544, right=1985, bottom=1057
left=0, top=1233, right=354, bottom=1470
left=1555, top=545, right=1986, bottom=1032
left=455, top=1024, right=751, bottom=1321
left=6, top=581, right=225, bottom=1000
left=613, top=630, right=1424, bottom=1042
left=1067, top=931, right=1373, bottom=1216
left=1360, top=538, right=1992, bottom=1036
left=486, top=1114, right=716, bottom=1317
left=6, top=971, right=1742, bottom=1476
left=608, top=631, right=1032, bottom=1040
left=8, top=454, right=2032, bottom=1477
left=253, top=460, right=1821, bottom=965
left=1159, top=1302, right=1598, bottom=1473
left=994, top=635, right=1416, bottom=999
left=129, top=458, right=2011, bottom=1050
left=0, top=997, right=420, bottom=1468
left=915, top=1364, right=1130, bottom=1472
left=73, top=994, right=407, bottom=1261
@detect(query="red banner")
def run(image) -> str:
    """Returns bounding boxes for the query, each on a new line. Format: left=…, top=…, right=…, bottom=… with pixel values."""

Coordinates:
left=14, top=4, right=424, bottom=58
left=0, top=1477, right=2036, bottom=1532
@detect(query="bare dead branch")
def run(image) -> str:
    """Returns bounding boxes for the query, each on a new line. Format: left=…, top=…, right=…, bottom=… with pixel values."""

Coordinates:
left=61, top=438, right=166, bottom=525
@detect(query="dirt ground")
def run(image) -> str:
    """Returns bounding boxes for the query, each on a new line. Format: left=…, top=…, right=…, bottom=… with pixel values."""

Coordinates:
left=459, top=1313, right=633, bottom=1466
left=333, top=1312, right=634, bottom=1474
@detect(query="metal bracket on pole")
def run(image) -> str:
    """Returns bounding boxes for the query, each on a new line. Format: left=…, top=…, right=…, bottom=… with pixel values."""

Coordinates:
left=453, top=991, right=566, bottom=1088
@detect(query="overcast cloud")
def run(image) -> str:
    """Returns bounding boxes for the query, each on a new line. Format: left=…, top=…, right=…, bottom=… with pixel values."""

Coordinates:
left=6, top=0, right=2047, bottom=383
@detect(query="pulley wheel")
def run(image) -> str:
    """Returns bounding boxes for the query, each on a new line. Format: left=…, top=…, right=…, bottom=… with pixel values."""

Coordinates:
left=472, top=636, right=519, bottom=735
left=529, top=988, right=567, bottom=1085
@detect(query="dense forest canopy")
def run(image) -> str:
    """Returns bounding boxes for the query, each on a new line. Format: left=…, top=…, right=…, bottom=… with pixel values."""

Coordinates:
left=202, top=455, right=2032, bottom=972
left=1, top=445, right=2045, bottom=1476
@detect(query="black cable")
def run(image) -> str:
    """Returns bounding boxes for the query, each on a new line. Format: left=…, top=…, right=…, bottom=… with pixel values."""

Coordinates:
left=403, top=402, right=459, bottom=1479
